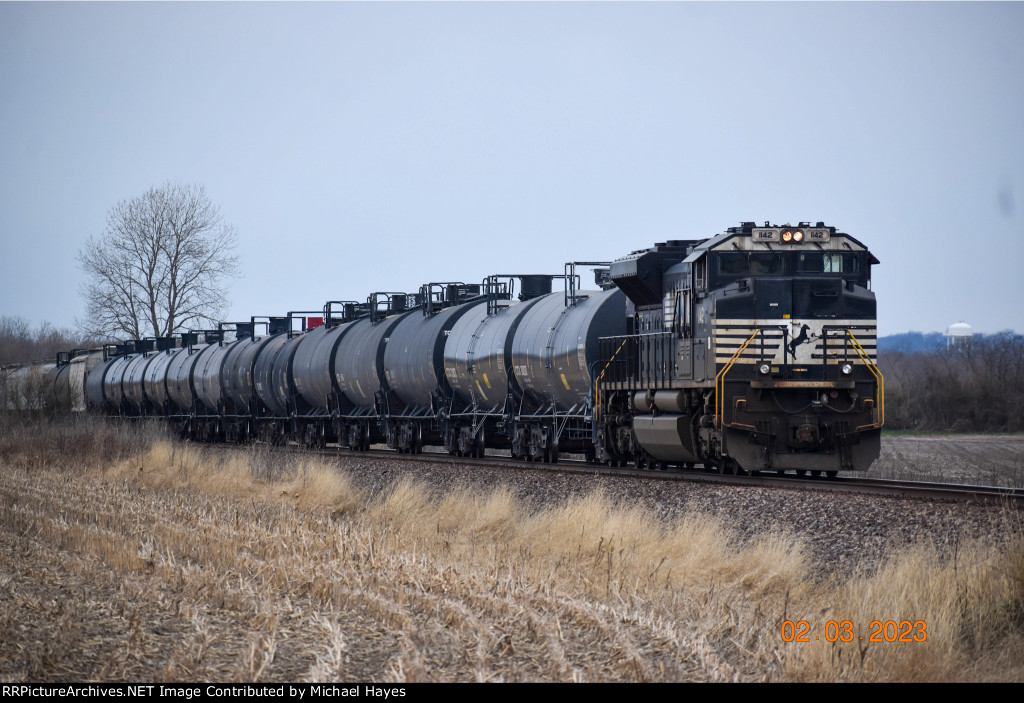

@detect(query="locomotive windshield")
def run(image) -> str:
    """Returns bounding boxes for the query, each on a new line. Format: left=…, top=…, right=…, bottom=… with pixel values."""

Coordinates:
left=712, top=251, right=864, bottom=283
left=796, top=252, right=859, bottom=274
left=716, top=253, right=785, bottom=276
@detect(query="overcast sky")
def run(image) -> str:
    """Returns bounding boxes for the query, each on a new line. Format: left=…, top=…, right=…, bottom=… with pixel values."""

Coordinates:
left=1, top=1, right=1022, bottom=338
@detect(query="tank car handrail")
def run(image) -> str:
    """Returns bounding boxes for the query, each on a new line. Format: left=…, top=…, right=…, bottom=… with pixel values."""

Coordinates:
left=846, top=330, right=884, bottom=429
left=714, top=330, right=761, bottom=429
left=563, top=261, right=610, bottom=307
left=322, top=301, right=364, bottom=327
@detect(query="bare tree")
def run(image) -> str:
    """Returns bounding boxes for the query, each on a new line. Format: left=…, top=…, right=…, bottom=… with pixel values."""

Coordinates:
left=78, top=183, right=239, bottom=339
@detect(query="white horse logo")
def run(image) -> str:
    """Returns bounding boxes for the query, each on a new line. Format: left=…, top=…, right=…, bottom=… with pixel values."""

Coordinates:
left=774, top=320, right=822, bottom=364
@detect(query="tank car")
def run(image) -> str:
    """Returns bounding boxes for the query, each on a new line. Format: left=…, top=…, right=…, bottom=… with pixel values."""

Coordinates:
left=596, top=222, right=882, bottom=475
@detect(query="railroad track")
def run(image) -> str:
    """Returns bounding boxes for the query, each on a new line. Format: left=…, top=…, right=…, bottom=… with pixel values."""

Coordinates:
left=211, top=440, right=1024, bottom=505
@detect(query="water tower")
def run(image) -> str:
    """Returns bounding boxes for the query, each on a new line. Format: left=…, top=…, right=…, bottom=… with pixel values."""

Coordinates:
left=945, top=321, right=973, bottom=348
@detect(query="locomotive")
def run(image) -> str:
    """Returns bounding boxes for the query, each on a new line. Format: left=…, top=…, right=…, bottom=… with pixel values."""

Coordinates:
left=2, top=221, right=882, bottom=476
left=597, top=221, right=881, bottom=475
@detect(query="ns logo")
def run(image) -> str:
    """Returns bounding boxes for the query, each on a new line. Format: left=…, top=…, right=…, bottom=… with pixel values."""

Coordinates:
left=772, top=320, right=823, bottom=364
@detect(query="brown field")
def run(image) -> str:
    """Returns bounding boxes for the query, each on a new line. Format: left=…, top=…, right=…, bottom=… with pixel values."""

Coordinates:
left=1, top=417, right=1023, bottom=682
left=870, top=434, right=1024, bottom=488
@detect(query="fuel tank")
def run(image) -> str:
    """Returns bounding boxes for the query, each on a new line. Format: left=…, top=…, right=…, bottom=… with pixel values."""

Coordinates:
left=70, top=351, right=103, bottom=412
left=193, top=342, right=238, bottom=413
left=443, top=298, right=542, bottom=412
left=292, top=322, right=358, bottom=412
left=166, top=344, right=208, bottom=413
left=85, top=357, right=115, bottom=410
left=334, top=313, right=414, bottom=410
left=122, top=351, right=160, bottom=413
left=265, top=333, right=309, bottom=416
left=102, top=355, right=135, bottom=411
left=142, top=348, right=184, bottom=411
left=252, top=334, right=291, bottom=414
left=511, top=288, right=628, bottom=411
left=383, top=302, right=480, bottom=410
left=222, top=335, right=281, bottom=415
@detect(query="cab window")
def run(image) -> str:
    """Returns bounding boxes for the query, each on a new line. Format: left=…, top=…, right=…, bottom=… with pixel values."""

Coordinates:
left=750, top=253, right=784, bottom=274
left=717, top=253, right=748, bottom=275
left=715, top=252, right=784, bottom=276
left=797, top=253, right=859, bottom=273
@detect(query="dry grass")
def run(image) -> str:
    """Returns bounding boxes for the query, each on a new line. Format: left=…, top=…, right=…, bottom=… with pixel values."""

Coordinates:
left=1, top=416, right=1022, bottom=682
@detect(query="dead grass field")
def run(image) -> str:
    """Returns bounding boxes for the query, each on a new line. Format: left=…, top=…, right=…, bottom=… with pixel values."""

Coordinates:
left=1, top=417, right=1023, bottom=682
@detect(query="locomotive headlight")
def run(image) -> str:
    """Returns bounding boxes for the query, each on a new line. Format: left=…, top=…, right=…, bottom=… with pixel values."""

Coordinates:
left=840, top=362, right=854, bottom=375
left=781, top=230, right=793, bottom=242
left=758, top=363, right=772, bottom=376
left=793, top=230, right=804, bottom=242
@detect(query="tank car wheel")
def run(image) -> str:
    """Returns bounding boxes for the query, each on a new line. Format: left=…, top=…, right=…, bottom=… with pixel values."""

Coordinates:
left=825, top=471, right=838, bottom=479
left=796, top=469, right=809, bottom=477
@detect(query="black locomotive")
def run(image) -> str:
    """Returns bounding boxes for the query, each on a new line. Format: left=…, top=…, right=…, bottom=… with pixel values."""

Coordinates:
left=3, top=221, right=882, bottom=476
left=598, top=221, right=881, bottom=475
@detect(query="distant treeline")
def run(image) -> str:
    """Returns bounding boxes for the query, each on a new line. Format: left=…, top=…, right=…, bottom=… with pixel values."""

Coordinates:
left=0, top=316, right=105, bottom=368
left=877, top=331, right=948, bottom=354
left=879, top=332, right=1024, bottom=432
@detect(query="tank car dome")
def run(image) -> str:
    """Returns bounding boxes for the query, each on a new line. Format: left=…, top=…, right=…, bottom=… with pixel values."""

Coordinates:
left=945, top=322, right=973, bottom=337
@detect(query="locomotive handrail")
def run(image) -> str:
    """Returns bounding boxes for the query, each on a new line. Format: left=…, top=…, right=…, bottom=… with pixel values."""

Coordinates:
left=847, top=330, right=884, bottom=429
left=715, top=330, right=761, bottom=429
left=594, top=337, right=631, bottom=423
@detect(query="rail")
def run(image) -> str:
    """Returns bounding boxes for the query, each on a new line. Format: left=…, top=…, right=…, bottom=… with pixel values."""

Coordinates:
left=847, top=330, right=884, bottom=429
left=594, top=337, right=631, bottom=422
left=715, top=330, right=761, bottom=429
